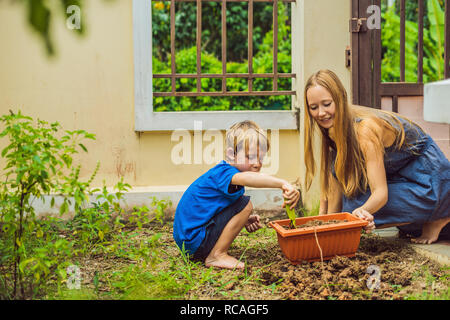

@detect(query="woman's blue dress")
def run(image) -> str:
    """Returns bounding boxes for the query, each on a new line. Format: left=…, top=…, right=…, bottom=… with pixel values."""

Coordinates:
left=332, top=113, right=450, bottom=237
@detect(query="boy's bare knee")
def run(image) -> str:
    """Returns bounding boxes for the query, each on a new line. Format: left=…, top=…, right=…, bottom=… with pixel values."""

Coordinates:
left=242, top=200, right=253, bottom=216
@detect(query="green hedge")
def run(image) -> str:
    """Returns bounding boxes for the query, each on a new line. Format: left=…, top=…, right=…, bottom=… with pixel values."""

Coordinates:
left=152, top=2, right=292, bottom=112
left=381, top=0, right=447, bottom=83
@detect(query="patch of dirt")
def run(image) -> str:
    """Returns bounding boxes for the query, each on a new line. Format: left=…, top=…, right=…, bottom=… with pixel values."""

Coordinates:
left=283, top=219, right=349, bottom=230
left=167, top=221, right=448, bottom=300
left=238, top=230, right=448, bottom=300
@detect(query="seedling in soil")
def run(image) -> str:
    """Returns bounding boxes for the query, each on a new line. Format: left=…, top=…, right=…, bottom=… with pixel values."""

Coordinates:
left=285, top=203, right=297, bottom=229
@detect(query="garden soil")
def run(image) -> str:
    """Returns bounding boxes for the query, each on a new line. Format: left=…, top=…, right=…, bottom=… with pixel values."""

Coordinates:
left=69, top=214, right=449, bottom=300
left=283, top=219, right=349, bottom=230
left=187, top=218, right=448, bottom=300
left=249, top=233, right=443, bottom=300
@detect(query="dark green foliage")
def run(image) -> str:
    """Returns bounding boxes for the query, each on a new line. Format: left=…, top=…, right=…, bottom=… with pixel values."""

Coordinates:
left=381, top=0, right=447, bottom=83
left=152, top=1, right=276, bottom=63
left=0, top=110, right=97, bottom=298
left=152, top=2, right=292, bottom=111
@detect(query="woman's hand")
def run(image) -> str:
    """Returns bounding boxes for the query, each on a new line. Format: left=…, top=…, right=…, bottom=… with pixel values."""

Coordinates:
left=352, top=207, right=375, bottom=233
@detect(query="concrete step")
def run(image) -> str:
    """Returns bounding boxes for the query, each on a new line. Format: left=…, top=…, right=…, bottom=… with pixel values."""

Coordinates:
left=372, top=227, right=450, bottom=266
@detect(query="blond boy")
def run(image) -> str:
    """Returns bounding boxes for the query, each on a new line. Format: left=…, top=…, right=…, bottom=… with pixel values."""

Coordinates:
left=173, top=121, right=300, bottom=269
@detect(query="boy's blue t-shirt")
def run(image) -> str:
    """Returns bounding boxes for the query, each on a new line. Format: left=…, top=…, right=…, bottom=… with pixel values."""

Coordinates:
left=173, top=161, right=245, bottom=255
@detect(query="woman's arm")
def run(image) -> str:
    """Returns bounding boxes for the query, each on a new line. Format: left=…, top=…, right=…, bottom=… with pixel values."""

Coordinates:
left=356, top=123, right=389, bottom=214
left=319, top=175, right=343, bottom=215
left=327, top=175, right=343, bottom=213
left=319, top=197, right=328, bottom=215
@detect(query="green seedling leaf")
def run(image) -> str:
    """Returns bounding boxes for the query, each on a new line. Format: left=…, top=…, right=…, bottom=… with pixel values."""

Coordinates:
left=93, top=271, right=100, bottom=290
left=286, top=203, right=296, bottom=229
left=79, top=143, right=87, bottom=152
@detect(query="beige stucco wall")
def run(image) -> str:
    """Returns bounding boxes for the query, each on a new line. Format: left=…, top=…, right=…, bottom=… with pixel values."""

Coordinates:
left=294, top=0, right=352, bottom=208
left=0, top=0, right=351, bottom=211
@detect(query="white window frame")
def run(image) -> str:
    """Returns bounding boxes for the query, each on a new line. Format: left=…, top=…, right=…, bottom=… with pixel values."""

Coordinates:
left=132, top=0, right=302, bottom=131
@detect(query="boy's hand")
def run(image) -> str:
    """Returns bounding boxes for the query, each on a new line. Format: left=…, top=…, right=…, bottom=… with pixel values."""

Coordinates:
left=245, top=214, right=263, bottom=233
left=281, top=183, right=300, bottom=209
left=352, top=208, right=375, bottom=233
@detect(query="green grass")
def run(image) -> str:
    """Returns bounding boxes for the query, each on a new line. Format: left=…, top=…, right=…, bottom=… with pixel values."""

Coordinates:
left=407, top=287, right=450, bottom=300
left=405, top=266, right=450, bottom=300
left=4, top=210, right=449, bottom=301
left=299, top=201, right=320, bottom=217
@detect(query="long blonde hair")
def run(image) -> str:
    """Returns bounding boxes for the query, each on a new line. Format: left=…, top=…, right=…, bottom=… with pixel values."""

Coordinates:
left=303, top=70, right=408, bottom=199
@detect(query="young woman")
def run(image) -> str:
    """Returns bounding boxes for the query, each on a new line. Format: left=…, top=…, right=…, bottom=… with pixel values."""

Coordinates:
left=304, top=69, right=450, bottom=244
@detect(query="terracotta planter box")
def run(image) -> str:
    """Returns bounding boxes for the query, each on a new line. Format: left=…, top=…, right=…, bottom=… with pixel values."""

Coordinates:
left=269, top=212, right=368, bottom=264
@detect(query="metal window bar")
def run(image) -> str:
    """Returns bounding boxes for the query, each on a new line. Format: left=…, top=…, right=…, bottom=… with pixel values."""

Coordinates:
left=418, top=0, right=424, bottom=83
left=153, top=0, right=296, bottom=97
left=379, top=0, right=450, bottom=112
left=400, top=0, right=406, bottom=82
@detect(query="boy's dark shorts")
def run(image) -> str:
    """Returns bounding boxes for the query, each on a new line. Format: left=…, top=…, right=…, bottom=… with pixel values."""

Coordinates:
left=192, top=195, right=251, bottom=262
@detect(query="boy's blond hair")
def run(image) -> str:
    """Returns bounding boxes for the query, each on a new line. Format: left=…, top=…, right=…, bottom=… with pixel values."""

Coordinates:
left=226, top=120, right=270, bottom=161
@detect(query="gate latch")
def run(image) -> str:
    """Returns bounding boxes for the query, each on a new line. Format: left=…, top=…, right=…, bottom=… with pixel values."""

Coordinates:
left=350, top=18, right=367, bottom=33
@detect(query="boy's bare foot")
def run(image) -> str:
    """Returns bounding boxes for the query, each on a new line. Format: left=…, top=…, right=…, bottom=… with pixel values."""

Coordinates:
left=205, top=253, right=245, bottom=270
left=411, top=217, right=450, bottom=244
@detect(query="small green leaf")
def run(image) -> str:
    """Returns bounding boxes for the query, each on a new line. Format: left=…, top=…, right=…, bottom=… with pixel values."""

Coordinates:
left=93, top=271, right=99, bottom=289
left=79, top=143, right=87, bottom=152
left=60, top=201, right=69, bottom=215
left=286, top=204, right=297, bottom=229
left=19, top=258, right=35, bottom=273
left=40, top=170, right=49, bottom=179
left=33, top=155, right=42, bottom=164
left=1, top=145, right=11, bottom=157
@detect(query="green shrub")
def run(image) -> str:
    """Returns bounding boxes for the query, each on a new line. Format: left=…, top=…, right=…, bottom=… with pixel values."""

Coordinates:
left=382, top=0, right=447, bottom=83
left=152, top=2, right=292, bottom=112
left=0, top=110, right=97, bottom=299
left=0, top=111, right=168, bottom=299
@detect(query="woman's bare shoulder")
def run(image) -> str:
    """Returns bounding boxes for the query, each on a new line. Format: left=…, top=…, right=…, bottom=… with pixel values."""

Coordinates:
left=356, top=116, right=398, bottom=150
left=355, top=117, right=383, bottom=136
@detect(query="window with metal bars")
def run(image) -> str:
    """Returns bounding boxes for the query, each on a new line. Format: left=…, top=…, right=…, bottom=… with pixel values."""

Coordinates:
left=133, top=0, right=299, bottom=131
left=153, top=0, right=295, bottom=111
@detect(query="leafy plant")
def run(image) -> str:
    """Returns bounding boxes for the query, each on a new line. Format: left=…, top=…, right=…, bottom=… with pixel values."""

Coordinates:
left=152, top=1, right=292, bottom=111
left=18, top=236, right=73, bottom=297
left=286, top=204, right=297, bottom=229
left=299, top=201, right=321, bottom=217
left=381, top=6, right=419, bottom=82
left=152, top=1, right=277, bottom=63
left=0, top=110, right=98, bottom=299
left=381, top=0, right=447, bottom=83
left=423, top=0, right=446, bottom=80
left=0, top=111, right=177, bottom=299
